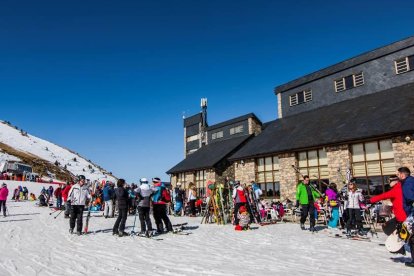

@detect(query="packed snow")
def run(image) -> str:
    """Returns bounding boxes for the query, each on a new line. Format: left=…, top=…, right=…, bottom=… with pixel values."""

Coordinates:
left=0, top=201, right=412, bottom=276
left=0, top=121, right=116, bottom=183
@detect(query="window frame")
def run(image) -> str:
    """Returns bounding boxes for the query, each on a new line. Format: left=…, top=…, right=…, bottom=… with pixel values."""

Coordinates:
left=255, top=155, right=281, bottom=198
left=335, top=72, right=364, bottom=92
left=289, top=89, right=312, bottom=107
left=297, top=148, right=329, bottom=193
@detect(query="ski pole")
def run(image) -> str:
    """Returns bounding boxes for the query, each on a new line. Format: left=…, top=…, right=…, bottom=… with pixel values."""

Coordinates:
left=49, top=209, right=60, bottom=215
left=131, top=205, right=139, bottom=235
left=54, top=210, right=63, bottom=219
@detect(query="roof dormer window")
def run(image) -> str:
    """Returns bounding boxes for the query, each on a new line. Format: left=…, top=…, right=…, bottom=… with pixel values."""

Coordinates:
left=335, top=72, right=364, bottom=92
left=289, top=89, right=312, bottom=106
left=395, top=56, right=414, bottom=74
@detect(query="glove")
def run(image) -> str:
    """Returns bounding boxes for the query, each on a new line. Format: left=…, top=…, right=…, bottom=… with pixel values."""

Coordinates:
left=295, top=200, right=300, bottom=208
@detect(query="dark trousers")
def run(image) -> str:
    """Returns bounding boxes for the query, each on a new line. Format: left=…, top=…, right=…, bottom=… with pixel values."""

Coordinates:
left=300, top=204, right=315, bottom=227
left=409, top=235, right=414, bottom=261
left=113, top=208, right=128, bottom=234
left=64, top=201, right=71, bottom=217
left=189, top=199, right=196, bottom=216
left=138, top=206, right=153, bottom=232
left=234, top=202, right=246, bottom=225
left=0, top=200, right=6, bottom=216
left=70, top=205, right=85, bottom=232
left=346, top=208, right=363, bottom=231
left=153, top=204, right=172, bottom=232
left=56, top=197, right=62, bottom=209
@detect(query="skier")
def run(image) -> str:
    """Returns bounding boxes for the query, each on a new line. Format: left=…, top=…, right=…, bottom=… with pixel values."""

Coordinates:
left=62, top=182, right=73, bottom=218
left=397, top=167, right=414, bottom=267
left=187, top=183, right=197, bottom=217
left=113, top=179, right=129, bottom=237
left=68, top=175, right=91, bottom=235
left=134, top=178, right=154, bottom=236
left=151, top=177, right=173, bottom=234
left=326, top=183, right=340, bottom=229
left=0, top=183, right=9, bottom=217
left=54, top=184, right=63, bottom=209
left=173, top=182, right=185, bottom=216
left=296, top=175, right=321, bottom=232
left=345, top=180, right=364, bottom=236
left=232, top=181, right=247, bottom=226
left=102, top=182, right=114, bottom=218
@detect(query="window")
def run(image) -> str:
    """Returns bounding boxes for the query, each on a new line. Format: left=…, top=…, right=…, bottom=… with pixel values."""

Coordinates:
left=289, top=89, right=312, bottom=106
left=297, top=149, right=329, bottom=193
left=186, top=134, right=198, bottom=142
left=335, top=72, right=364, bottom=92
left=230, top=125, right=244, bottom=135
left=195, top=170, right=206, bottom=197
left=212, top=131, right=223, bottom=140
left=351, top=139, right=395, bottom=196
left=395, top=55, right=414, bottom=74
left=177, top=173, right=186, bottom=189
left=256, top=156, right=281, bottom=198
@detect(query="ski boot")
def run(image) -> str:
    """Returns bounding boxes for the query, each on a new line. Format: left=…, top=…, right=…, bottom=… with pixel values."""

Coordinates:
left=137, top=231, right=146, bottom=237
left=300, top=223, right=305, bottom=230
left=118, top=232, right=129, bottom=237
left=405, top=261, right=414, bottom=267
left=76, top=231, right=82, bottom=236
left=357, top=229, right=366, bottom=237
left=145, top=230, right=153, bottom=238
left=69, top=228, right=74, bottom=234
left=309, top=226, right=316, bottom=233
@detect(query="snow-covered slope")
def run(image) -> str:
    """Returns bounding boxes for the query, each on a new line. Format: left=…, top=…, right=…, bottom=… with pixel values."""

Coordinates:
left=0, top=121, right=116, bottom=183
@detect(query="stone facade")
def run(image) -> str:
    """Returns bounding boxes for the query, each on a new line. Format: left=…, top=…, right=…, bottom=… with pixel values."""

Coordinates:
left=393, top=135, right=414, bottom=170
left=248, top=118, right=262, bottom=136
left=206, top=169, right=216, bottom=184
left=234, top=159, right=255, bottom=185
left=278, top=153, right=297, bottom=201
left=326, top=145, right=351, bottom=190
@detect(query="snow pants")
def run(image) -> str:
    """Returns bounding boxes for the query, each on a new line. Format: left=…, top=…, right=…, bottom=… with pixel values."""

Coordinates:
left=328, top=207, right=339, bottom=228
left=189, top=199, right=196, bottom=216
left=104, top=200, right=113, bottom=217
left=0, top=200, right=6, bottom=216
left=138, top=206, right=153, bottom=232
left=153, top=204, right=172, bottom=232
left=70, top=205, right=85, bottom=232
left=346, top=208, right=363, bottom=231
left=113, top=208, right=128, bottom=234
left=300, top=204, right=315, bottom=227
left=174, top=201, right=183, bottom=214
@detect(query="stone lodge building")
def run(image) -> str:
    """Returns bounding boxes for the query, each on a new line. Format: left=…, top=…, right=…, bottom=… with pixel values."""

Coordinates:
left=168, top=36, right=414, bottom=200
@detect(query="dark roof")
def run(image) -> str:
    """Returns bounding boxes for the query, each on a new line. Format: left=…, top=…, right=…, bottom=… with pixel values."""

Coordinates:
left=231, top=83, right=414, bottom=160
left=207, top=113, right=261, bottom=131
left=166, top=135, right=252, bottom=174
left=184, top=113, right=202, bottom=127
left=275, top=36, right=414, bottom=94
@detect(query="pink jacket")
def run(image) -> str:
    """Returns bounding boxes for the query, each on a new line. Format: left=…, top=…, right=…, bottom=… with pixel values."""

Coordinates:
left=0, top=187, right=9, bottom=201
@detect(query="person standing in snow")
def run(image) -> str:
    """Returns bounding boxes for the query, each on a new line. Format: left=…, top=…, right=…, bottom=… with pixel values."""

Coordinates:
left=68, top=175, right=91, bottom=235
left=113, top=179, right=129, bottom=237
left=102, top=182, right=115, bottom=218
left=54, top=184, right=63, bottom=209
left=296, top=176, right=320, bottom=232
left=151, top=177, right=173, bottom=234
left=0, top=183, right=9, bottom=217
left=187, top=183, right=197, bottom=217
left=232, top=181, right=247, bottom=226
left=135, top=178, right=154, bottom=236
left=397, top=167, right=414, bottom=268
left=345, top=179, right=364, bottom=236
left=173, top=182, right=185, bottom=216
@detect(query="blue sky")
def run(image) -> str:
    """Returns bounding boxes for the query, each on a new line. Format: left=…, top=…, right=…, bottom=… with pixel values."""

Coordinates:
left=1, top=0, right=413, bottom=182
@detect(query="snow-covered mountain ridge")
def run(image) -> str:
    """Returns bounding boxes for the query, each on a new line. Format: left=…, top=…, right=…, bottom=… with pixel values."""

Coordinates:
left=0, top=120, right=117, bottom=183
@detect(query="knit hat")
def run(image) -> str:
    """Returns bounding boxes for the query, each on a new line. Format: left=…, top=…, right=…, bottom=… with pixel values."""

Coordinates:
left=152, top=177, right=161, bottom=183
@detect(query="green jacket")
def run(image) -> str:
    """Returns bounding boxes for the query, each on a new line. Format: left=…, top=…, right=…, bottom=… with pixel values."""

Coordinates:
left=296, top=182, right=320, bottom=205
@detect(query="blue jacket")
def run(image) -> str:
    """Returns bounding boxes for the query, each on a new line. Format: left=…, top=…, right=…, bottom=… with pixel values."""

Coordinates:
left=402, top=176, right=414, bottom=216
left=151, top=183, right=165, bottom=204
left=102, top=185, right=114, bottom=201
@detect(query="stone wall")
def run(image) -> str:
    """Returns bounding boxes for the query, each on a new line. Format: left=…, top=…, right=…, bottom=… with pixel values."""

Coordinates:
left=206, top=169, right=216, bottom=183
left=248, top=118, right=262, bottom=136
left=234, top=159, right=255, bottom=185
left=393, top=135, right=414, bottom=171
left=279, top=153, right=297, bottom=201
left=326, top=145, right=351, bottom=190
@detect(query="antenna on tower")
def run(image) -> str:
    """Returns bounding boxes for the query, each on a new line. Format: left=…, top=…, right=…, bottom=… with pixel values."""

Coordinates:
left=200, top=98, right=208, bottom=146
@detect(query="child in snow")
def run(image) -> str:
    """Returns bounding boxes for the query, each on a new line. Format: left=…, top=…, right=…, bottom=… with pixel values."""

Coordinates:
left=235, top=205, right=250, bottom=230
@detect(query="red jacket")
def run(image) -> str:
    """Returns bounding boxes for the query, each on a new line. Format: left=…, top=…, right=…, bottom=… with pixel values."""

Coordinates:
left=370, top=182, right=406, bottom=222
left=61, top=185, right=72, bottom=202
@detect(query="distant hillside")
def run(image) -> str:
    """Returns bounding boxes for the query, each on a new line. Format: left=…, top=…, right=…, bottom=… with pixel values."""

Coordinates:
left=0, top=120, right=117, bottom=183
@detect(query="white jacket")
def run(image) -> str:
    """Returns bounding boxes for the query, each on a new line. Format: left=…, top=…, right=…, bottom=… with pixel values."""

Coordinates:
left=346, top=190, right=364, bottom=209
left=68, top=184, right=91, bottom=206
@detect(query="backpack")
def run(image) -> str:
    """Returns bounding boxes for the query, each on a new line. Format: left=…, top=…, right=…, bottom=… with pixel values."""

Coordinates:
left=161, top=188, right=171, bottom=203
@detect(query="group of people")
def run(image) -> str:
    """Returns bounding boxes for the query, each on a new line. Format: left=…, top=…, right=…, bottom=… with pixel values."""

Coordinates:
left=295, top=167, right=414, bottom=268
left=65, top=176, right=173, bottom=237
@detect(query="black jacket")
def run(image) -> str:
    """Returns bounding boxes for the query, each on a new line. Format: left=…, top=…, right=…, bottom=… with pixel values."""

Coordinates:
left=115, top=187, right=129, bottom=209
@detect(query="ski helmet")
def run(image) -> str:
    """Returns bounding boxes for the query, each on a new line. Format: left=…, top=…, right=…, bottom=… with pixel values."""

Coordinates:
left=140, top=178, right=148, bottom=184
